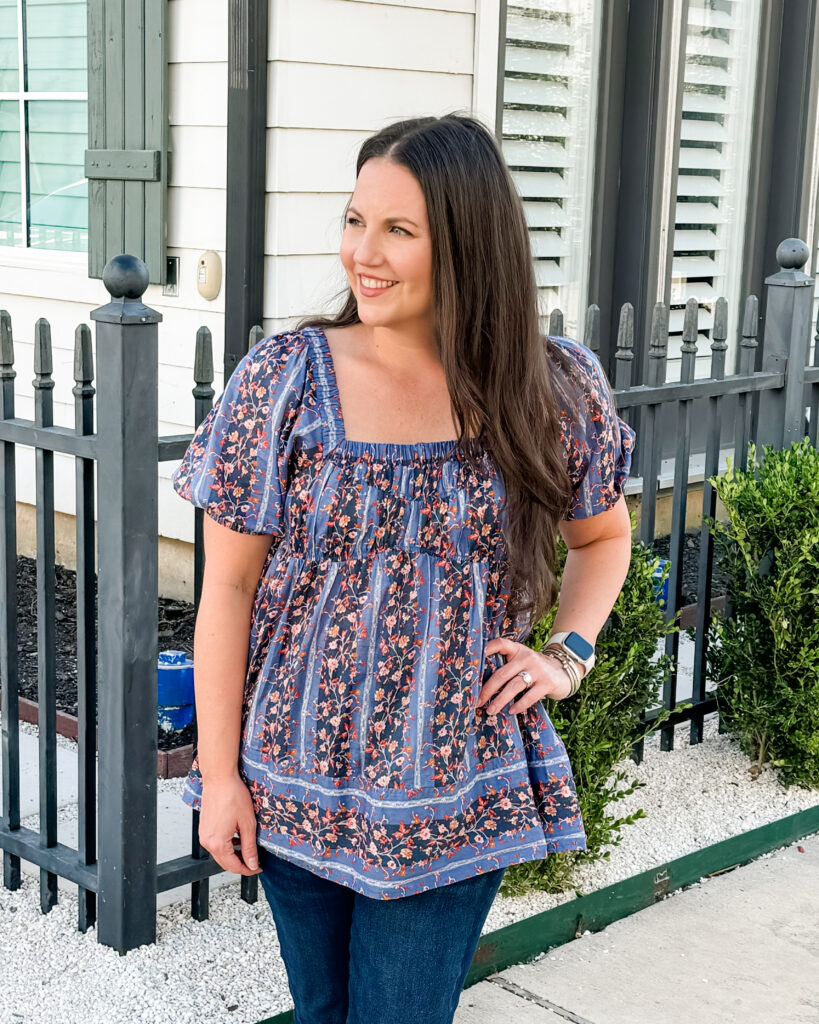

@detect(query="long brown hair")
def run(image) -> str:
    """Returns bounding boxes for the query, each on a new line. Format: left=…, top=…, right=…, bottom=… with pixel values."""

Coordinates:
left=299, top=114, right=575, bottom=628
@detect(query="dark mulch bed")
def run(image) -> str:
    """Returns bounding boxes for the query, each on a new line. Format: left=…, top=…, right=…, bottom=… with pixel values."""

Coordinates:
left=9, top=556, right=196, bottom=751
left=651, top=528, right=724, bottom=606
left=6, top=528, right=727, bottom=750
left=651, top=527, right=728, bottom=608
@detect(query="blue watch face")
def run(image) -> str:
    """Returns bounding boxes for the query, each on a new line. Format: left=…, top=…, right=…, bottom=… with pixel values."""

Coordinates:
left=564, top=631, right=594, bottom=661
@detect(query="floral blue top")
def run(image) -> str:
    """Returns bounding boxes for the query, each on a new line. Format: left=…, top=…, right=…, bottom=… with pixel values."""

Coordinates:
left=171, top=326, right=635, bottom=899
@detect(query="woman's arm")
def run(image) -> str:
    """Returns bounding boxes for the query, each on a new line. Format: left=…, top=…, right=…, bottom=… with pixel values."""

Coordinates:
left=550, top=492, right=632, bottom=645
left=478, top=495, right=632, bottom=713
left=193, top=513, right=273, bottom=874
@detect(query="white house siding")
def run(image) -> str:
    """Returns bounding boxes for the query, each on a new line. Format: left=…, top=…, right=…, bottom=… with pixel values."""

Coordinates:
left=0, top=0, right=232, bottom=564
left=0, top=0, right=497, bottom=575
left=261, top=0, right=477, bottom=332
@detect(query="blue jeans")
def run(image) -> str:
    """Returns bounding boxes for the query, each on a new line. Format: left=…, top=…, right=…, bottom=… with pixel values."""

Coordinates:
left=257, top=847, right=506, bottom=1024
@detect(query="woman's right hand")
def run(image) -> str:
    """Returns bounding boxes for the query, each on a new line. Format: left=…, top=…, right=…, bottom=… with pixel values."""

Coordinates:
left=198, top=773, right=263, bottom=876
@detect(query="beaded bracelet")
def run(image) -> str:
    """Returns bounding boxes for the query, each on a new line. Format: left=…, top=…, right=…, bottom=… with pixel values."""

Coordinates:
left=542, top=647, right=583, bottom=697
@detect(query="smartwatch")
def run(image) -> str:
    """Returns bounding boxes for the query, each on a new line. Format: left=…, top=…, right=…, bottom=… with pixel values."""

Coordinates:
left=545, top=631, right=596, bottom=675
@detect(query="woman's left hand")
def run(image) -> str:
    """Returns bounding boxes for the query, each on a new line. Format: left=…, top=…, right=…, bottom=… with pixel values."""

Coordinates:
left=477, top=636, right=577, bottom=714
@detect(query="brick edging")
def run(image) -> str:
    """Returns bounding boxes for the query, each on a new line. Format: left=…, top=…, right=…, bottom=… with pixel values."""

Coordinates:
left=16, top=695, right=193, bottom=780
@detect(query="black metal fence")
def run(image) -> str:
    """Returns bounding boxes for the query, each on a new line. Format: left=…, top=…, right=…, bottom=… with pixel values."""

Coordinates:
left=1, top=240, right=817, bottom=953
left=0, top=258, right=226, bottom=954
left=615, top=239, right=817, bottom=759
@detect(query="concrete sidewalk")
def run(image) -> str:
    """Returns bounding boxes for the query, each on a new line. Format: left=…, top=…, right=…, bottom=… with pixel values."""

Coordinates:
left=455, top=831, right=819, bottom=1024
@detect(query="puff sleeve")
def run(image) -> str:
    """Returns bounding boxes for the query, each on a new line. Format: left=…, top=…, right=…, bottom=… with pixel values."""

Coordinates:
left=550, top=338, right=636, bottom=520
left=171, top=331, right=308, bottom=537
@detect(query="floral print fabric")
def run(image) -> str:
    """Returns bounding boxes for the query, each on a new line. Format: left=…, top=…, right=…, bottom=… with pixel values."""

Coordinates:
left=171, top=326, right=635, bottom=899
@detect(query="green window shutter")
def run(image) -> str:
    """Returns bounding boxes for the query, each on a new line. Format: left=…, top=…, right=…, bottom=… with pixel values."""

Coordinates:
left=85, top=0, right=168, bottom=284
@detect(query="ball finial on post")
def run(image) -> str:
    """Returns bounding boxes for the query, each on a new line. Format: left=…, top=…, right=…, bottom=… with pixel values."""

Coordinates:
left=91, top=253, right=161, bottom=326
left=775, top=238, right=809, bottom=272
left=101, top=254, right=150, bottom=301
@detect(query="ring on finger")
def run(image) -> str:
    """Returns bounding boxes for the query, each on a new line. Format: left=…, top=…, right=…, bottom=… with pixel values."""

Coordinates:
left=517, top=669, right=534, bottom=689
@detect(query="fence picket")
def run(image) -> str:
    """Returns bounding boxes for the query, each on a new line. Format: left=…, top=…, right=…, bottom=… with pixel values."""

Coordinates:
left=548, top=308, right=564, bottom=338
left=735, top=295, right=759, bottom=471
left=190, top=325, right=215, bottom=924
left=0, top=309, right=21, bottom=893
left=614, top=303, right=635, bottom=392
left=584, top=304, right=601, bottom=354
left=192, top=326, right=214, bottom=612
left=248, top=324, right=265, bottom=352
left=661, top=298, right=699, bottom=752
left=637, top=303, right=668, bottom=550
left=33, top=319, right=59, bottom=913
left=73, top=323, right=97, bottom=933
left=691, top=298, right=728, bottom=744
left=237, top=331, right=262, bottom=906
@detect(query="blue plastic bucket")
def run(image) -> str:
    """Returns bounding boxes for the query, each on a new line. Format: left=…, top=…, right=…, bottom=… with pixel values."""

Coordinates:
left=652, top=558, right=670, bottom=610
left=157, top=650, right=194, bottom=731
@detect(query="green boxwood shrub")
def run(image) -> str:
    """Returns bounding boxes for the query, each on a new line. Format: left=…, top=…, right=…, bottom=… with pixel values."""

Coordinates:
left=500, top=534, right=680, bottom=897
left=705, top=438, right=819, bottom=790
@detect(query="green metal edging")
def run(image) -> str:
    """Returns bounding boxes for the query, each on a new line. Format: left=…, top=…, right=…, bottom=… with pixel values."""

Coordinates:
left=254, top=805, right=819, bottom=1024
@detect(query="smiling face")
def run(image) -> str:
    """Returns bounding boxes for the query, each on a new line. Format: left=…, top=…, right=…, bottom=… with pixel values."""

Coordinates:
left=340, top=157, right=434, bottom=334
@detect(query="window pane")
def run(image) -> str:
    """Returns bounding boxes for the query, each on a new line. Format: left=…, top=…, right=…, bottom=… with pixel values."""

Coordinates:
left=25, top=0, right=88, bottom=92
left=668, top=0, right=762, bottom=380
left=28, top=99, right=87, bottom=251
left=0, top=100, right=22, bottom=246
left=0, top=0, right=19, bottom=91
left=500, top=0, right=602, bottom=338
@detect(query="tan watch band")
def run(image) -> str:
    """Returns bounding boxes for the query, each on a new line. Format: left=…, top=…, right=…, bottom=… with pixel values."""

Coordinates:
left=545, top=631, right=596, bottom=675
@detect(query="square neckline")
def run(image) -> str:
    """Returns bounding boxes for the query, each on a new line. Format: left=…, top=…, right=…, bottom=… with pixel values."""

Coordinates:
left=307, top=325, right=467, bottom=458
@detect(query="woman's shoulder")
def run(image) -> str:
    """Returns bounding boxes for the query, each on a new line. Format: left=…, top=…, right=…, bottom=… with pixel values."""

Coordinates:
left=544, top=334, right=614, bottom=420
left=213, top=330, right=319, bottom=426
left=242, top=327, right=313, bottom=374
left=545, top=334, right=606, bottom=386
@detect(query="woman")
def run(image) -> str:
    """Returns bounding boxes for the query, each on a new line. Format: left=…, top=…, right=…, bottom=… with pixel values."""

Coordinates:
left=172, top=114, right=635, bottom=1023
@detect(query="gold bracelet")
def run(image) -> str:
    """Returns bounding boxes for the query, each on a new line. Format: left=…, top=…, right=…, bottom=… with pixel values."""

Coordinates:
left=545, top=643, right=588, bottom=693
left=541, top=648, right=582, bottom=697
left=542, top=649, right=580, bottom=695
left=542, top=645, right=580, bottom=679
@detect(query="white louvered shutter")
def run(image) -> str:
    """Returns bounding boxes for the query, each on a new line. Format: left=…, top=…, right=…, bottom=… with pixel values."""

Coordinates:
left=667, top=0, right=762, bottom=381
left=499, top=0, right=602, bottom=338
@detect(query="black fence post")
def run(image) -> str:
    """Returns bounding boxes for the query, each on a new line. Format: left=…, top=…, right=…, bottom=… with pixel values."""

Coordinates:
left=91, top=255, right=161, bottom=953
left=757, top=239, right=813, bottom=449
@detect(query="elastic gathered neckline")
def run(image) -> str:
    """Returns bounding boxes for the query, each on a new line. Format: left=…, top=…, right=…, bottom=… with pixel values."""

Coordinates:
left=307, top=325, right=470, bottom=459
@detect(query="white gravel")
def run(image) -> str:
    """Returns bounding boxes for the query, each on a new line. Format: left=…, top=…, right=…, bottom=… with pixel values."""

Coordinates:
left=483, top=713, right=819, bottom=931
left=18, top=719, right=79, bottom=752
left=1, top=713, right=817, bottom=1024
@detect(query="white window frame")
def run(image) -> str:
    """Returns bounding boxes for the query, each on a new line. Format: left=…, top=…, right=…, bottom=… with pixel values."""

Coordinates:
left=472, top=0, right=505, bottom=134
left=0, top=0, right=88, bottom=263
